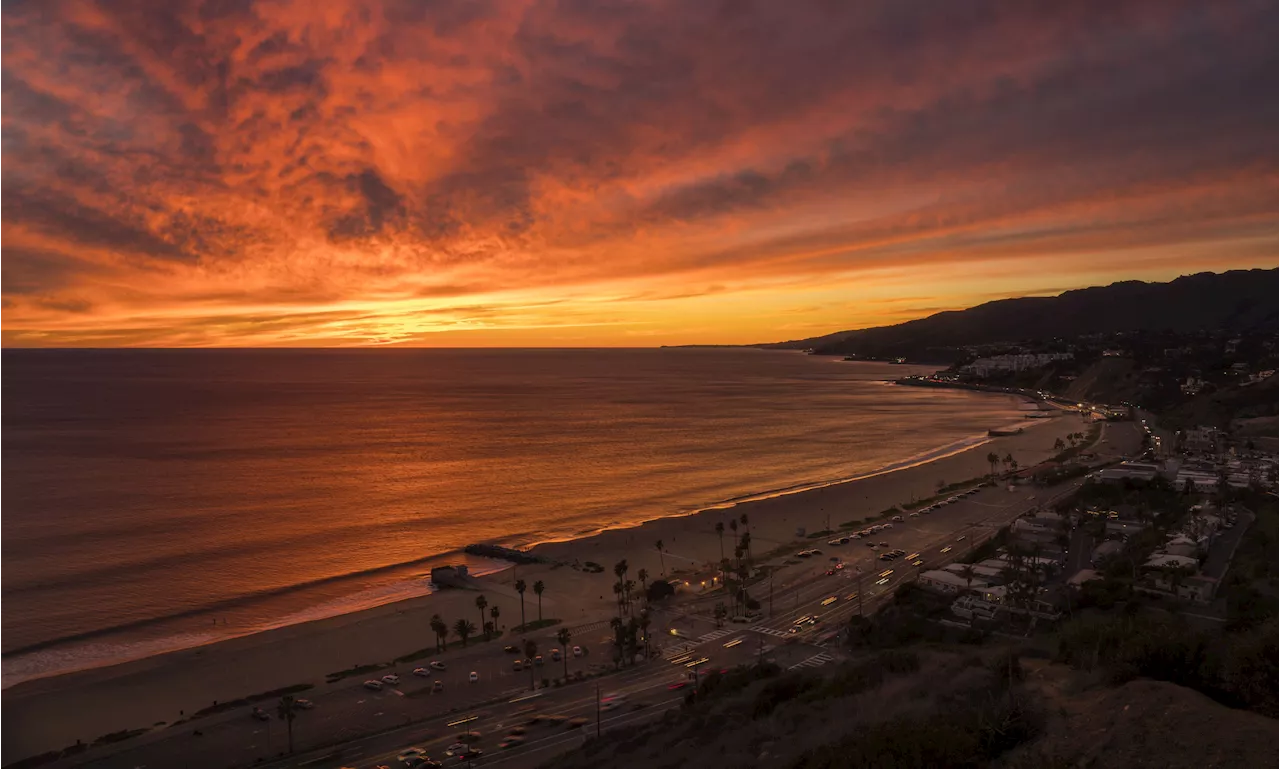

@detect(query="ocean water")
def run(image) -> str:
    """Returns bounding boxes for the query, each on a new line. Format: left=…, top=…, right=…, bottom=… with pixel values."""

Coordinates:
left=1, top=348, right=1024, bottom=685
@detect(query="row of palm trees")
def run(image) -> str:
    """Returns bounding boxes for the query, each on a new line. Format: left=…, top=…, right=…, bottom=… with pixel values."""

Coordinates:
left=1053, top=432, right=1088, bottom=452
left=423, top=577, right=552, bottom=654
left=986, top=451, right=1019, bottom=477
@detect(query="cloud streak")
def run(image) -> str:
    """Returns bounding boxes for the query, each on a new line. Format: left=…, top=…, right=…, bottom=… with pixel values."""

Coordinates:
left=2, top=0, right=1275, bottom=346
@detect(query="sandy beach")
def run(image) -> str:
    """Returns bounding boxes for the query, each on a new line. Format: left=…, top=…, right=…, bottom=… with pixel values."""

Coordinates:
left=2, top=408, right=1090, bottom=760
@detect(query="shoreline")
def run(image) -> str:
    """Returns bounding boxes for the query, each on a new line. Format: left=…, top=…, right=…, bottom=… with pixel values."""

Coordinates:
left=1, top=410, right=1089, bottom=761
left=2, top=385, right=1023, bottom=687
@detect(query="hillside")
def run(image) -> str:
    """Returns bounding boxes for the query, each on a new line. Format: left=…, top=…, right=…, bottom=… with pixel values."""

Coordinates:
left=762, top=269, right=1278, bottom=361
left=542, top=648, right=1277, bottom=769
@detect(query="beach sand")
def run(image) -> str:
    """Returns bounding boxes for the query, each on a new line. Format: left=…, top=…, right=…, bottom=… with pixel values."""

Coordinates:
left=2, top=410, right=1091, bottom=759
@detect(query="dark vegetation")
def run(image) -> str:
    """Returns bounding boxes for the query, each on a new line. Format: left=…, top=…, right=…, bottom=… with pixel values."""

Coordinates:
left=549, top=647, right=1047, bottom=769
left=190, top=683, right=314, bottom=718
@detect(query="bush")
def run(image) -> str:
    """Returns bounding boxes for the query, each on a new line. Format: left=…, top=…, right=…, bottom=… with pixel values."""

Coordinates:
left=647, top=580, right=676, bottom=602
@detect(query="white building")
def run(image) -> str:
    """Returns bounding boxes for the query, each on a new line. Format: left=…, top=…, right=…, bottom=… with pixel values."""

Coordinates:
left=961, top=352, right=1074, bottom=377
left=919, top=569, right=985, bottom=594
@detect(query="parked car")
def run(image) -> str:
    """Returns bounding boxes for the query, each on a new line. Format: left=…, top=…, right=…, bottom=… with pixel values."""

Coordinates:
left=251, top=707, right=270, bottom=721
left=381, top=673, right=400, bottom=685
left=429, top=660, right=447, bottom=670
left=892, top=515, right=904, bottom=522
left=413, top=667, right=431, bottom=677
left=363, top=680, right=383, bottom=691
left=504, top=644, right=520, bottom=654
left=469, top=671, right=479, bottom=683
left=551, top=648, right=562, bottom=661
left=432, top=680, right=444, bottom=692
left=572, top=645, right=584, bottom=657
left=294, top=698, right=314, bottom=709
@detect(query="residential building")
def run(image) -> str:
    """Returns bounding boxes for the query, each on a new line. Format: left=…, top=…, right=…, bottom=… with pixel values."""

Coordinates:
left=918, top=569, right=983, bottom=594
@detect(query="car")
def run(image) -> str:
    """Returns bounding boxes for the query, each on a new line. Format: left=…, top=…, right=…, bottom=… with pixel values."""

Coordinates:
left=294, top=698, right=314, bottom=709
left=909, top=512, right=919, bottom=518
left=865, top=542, right=876, bottom=548
left=940, top=546, right=953, bottom=554
left=413, top=667, right=431, bottom=677
left=787, top=625, right=800, bottom=634
left=398, top=747, right=428, bottom=760
left=444, top=743, right=470, bottom=756
left=851, top=533, right=862, bottom=539
left=572, top=646, right=583, bottom=657
left=504, top=644, right=520, bottom=654
left=892, top=515, right=904, bottom=522
left=882, top=523, right=893, bottom=530
left=251, top=707, right=270, bottom=721
left=878, top=542, right=889, bottom=548
left=567, top=717, right=589, bottom=729
left=469, top=671, right=479, bottom=683
left=957, top=535, right=967, bottom=542
left=432, top=680, right=444, bottom=692
left=825, top=569, right=835, bottom=575
left=835, top=562, right=845, bottom=570
left=513, top=658, right=524, bottom=671
left=508, top=725, right=527, bottom=735
left=821, top=596, right=837, bottom=606
left=878, top=554, right=892, bottom=561
left=499, top=736, right=525, bottom=749
left=731, top=615, right=750, bottom=623
left=402, top=758, right=440, bottom=769
left=455, top=748, right=483, bottom=762
left=534, top=655, right=544, bottom=666
left=381, top=673, right=400, bottom=685
left=796, top=550, right=812, bottom=558
left=913, top=559, right=924, bottom=567
left=430, top=660, right=447, bottom=670
left=551, top=648, right=562, bottom=661
left=810, top=548, right=822, bottom=555
left=363, top=680, right=384, bottom=691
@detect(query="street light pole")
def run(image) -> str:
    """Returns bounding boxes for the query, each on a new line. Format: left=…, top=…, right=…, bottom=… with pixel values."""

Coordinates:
left=595, top=679, right=601, bottom=738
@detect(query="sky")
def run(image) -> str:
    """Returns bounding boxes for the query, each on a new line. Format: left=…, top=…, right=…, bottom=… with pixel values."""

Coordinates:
left=2, top=0, right=1276, bottom=347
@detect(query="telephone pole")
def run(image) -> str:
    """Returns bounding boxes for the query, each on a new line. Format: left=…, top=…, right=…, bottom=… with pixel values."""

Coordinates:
left=857, top=566, right=864, bottom=617
left=595, top=679, right=601, bottom=738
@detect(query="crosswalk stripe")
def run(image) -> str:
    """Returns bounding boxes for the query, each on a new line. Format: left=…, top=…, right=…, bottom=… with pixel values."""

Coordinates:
left=749, top=625, right=791, bottom=637
left=788, top=653, right=835, bottom=670
left=697, top=628, right=735, bottom=642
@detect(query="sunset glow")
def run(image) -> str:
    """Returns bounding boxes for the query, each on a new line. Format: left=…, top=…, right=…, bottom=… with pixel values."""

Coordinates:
left=3, top=0, right=1276, bottom=347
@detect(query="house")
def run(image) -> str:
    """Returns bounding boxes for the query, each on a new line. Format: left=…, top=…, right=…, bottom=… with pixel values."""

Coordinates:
left=919, top=569, right=984, bottom=594
left=430, top=564, right=470, bottom=588
left=1091, top=540, right=1124, bottom=565
left=943, top=562, right=1003, bottom=582
left=1144, top=553, right=1198, bottom=571
left=1105, top=518, right=1149, bottom=538
left=975, top=585, right=1062, bottom=619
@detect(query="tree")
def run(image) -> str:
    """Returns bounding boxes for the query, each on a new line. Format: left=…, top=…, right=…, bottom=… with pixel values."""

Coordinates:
left=476, top=595, right=489, bottom=640
left=638, top=610, right=652, bottom=658
left=490, top=603, right=501, bottom=634
left=637, top=568, right=649, bottom=605
left=523, top=639, right=538, bottom=690
left=1054, top=437, right=1066, bottom=452
left=655, top=540, right=666, bottom=576
left=557, top=628, right=572, bottom=680
left=277, top=695, right=298, bottom=754
left=647, top=579, right=675, bottom=602
left=533, top=580, right=545, bottom=622
left=1003, top=453, right=1014, bottom=474
left=515, top=579, right=527, bottom=631
left=454, top=618, right=475, bottom=647
left=740, top=513, right=752, bottom=561
left=430, top=613, right=448, bottom=652
left=1066, top=433, right=1078, bottom=448
left=959, top=564, right=976, bottom=595
left=715, top=521, right=725, bottom=566
left=713, top=602, right=728, bottom=627
left=987, top=451, right=1001, bottom=477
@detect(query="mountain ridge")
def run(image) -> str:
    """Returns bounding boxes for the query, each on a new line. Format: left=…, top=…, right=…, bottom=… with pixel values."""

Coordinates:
left=757, top=269, right=1278, bottom=361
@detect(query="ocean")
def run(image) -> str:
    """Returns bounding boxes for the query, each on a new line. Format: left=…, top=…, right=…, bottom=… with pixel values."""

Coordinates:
left=1, top=348, right=1025, bottom=686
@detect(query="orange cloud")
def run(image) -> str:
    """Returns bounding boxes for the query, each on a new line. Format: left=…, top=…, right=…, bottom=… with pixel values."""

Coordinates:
left=2, top=0, right=1276, bottom=346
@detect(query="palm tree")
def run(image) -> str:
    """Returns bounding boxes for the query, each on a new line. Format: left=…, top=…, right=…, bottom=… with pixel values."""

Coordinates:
left=430, top=613, right=448, bottom=652
left=638, top=610, right=652, bottom=658
left=490, top=604, right=501, bottom=634
left=715, top=521, right=725, bottom=564
left=958, top=564, right=976, bottom=595
left=515, top=579, right=527, bottom=631
left=1003, top=453, right=1014, bottom=474
left=533, top=580, right=545, bottom=622
left=986, top=451, right=1000, bottom=477
left=557, top=628, right=571, bottom=680
left=475, top=595, right=489, bottom=640
left=655, top=540, right=666, bottom=576
left=637, top=568, right=648, bottom=604
left=277, top=695, right=298, bottom=754
left=453, top=618, right=475, bottom=647
left=1066, top=433, right=1077, bottom=448
left=1053, top=437, right=1066, bottom=452
left=523, top=639, right=538, bottom=690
